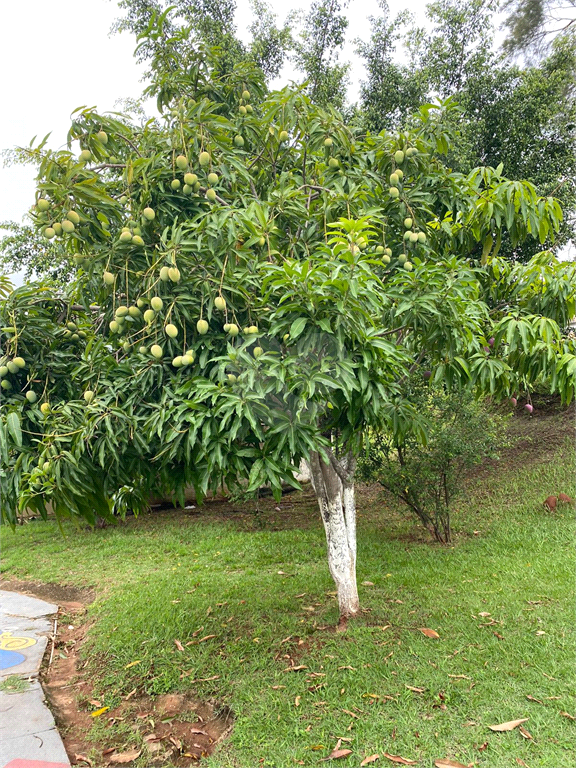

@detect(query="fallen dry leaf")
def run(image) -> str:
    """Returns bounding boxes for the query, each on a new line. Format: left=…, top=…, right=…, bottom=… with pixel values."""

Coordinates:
left=559, top=711, right=575, bottom=720
left=295, top=696, right=301, bottom=707
left=338, top=666, right=356, bottom=671
left=174, top=639, right=185, bottom=651
left=478, top=612, right=491, bottom=617
left=321, top=750, right=353, bottom=761
left=488, top=718, right=529, bottom=732
left=271, top=685, right=286, bottom=690
left=518, top=726, right=533, bottom=740
left=478, top=741, right=488, bottom=751
left=74, top=755, right=93, bottom=766
left=362, top=581, right=375, bottom=586
left=108, top=749, right=142, bottom=763
left=382, top=753, right=417, bottom=765
left=342, top=709, right=359, bottom=719
left=405, top=685, right=425, bottom=693
left=190, top=727, right=208, bottom=736
left=283, top=665, right=308, bottom=672
left=526, top=695, right=543, bottom=704
left=360, top=755, right=380, bottom=766
left=124, top=688, right=137, bottom=700
left=448, top=675, right=471, bottom=680
left=418, top=628, right=440, bottom=639
left=91, top=706, right=110, bottom=718
left=434, top=760, right=469, bottom=768
left=198, top=634, right=216, bottom=643
left=516, top=759, right=529, bottom=767
left=169, top=736, right=182, bottom=750
left=124, top=660, right=142, bottom=669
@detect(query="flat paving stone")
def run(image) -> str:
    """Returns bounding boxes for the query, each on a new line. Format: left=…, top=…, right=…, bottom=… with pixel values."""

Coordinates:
left=0, top=592, right=70, bottom=768
left=0, top=729, right=70, bottom=768
left=0, top=594, right=57, bottom=621
left=0, top=684, right=56, bottom=738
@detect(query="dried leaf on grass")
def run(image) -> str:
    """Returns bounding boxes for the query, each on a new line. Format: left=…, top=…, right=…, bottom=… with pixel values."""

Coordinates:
left=418, top=628, right=440, bottom=639
left=283, top=665, right=308, bottom=672
left=74, top=755, right=93, bottom=766
left=518, top=726, right=533, bottom=740
left=174, top=639, right=185, bottom=651
left=526, top=695, right=543, bottom=704
left=405, top=685, right=425, bottom=693
left=190, top=727, right=208, bottom=735
left=382, top=753, right=417, bottom=765
left=434, top=759, right=469, bottom=768
left=295, top=696, right=301, bottom=707
left=108, top=749, right=142, bottom=763
left=488, top=718, right=529, bottom=732
left=320, top=739, right=353, bottom=761
left=360, top=755, right=380, bottom=766
left=560, top=711, right=575, bottom=720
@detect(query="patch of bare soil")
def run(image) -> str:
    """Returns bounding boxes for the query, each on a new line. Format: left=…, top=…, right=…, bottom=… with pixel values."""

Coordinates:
left=22, top=594, right=234, bottom=767
left=0, top=579, right=95, bottom=611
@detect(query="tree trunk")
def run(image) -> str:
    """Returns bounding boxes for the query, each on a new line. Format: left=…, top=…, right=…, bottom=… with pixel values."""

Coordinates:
left=308, top=451, right=359, bottom=623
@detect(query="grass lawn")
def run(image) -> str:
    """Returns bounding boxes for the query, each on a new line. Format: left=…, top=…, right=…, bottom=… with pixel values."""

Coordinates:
left=2, top=407, right=575, bottom=768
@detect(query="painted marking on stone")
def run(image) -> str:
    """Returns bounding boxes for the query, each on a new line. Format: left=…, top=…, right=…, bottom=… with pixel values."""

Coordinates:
left=0, top=631, right=37, bottom=651
left=2, top=761, right=70, bottom=768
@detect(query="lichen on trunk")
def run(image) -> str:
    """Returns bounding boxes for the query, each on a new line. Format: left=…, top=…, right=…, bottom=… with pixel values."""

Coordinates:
left=308, top=449, right=359, bottom=622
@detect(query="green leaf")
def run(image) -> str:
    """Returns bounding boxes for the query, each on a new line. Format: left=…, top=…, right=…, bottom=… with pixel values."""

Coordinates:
left=6, top=413, right=22, bottom=448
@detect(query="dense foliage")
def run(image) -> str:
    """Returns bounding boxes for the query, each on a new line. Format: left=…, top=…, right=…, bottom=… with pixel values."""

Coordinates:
left=0, top=35, right=575, bottom=531
left=358, top=383, right=506, bottom=543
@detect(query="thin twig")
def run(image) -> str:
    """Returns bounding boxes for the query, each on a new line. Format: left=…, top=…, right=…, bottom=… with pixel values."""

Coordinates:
left=48, top=618, right=57, bottom=669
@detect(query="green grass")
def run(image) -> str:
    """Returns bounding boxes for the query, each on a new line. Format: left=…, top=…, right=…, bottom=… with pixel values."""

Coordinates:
left=2, top=414, right=575, bottom=768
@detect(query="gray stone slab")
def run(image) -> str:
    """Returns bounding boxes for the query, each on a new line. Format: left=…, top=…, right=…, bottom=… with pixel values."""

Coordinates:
left=0, top=617, right=53, bottom=635
left=0, top=592, right=57, bottom=620
left=0, top=728, right=70, bottom=767
left=0, top=636, right=48, bottom=681
left=0, top=684, right=56, bottom=738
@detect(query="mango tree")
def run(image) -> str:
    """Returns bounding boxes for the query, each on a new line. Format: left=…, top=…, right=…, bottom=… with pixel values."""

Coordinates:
left=1, top=50, right=575, bottom=622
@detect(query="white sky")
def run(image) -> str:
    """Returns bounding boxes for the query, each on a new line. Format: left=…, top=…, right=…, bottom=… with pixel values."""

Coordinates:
left=1, top=0, right=572, bottom=281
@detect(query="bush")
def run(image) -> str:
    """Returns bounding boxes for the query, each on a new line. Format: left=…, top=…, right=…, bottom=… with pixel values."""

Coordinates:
left=358, top=385, right=508, bottom=543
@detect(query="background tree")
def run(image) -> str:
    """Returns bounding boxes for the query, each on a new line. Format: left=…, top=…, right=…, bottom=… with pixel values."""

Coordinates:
left=502, top=0, right=576, bottom=58
left=357, top=0, right=576, bottom=262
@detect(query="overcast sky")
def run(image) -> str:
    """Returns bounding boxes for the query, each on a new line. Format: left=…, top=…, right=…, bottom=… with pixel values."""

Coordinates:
left=1, top=0, right=572, bottom=281
left=0, top=0, right=421, bottom=236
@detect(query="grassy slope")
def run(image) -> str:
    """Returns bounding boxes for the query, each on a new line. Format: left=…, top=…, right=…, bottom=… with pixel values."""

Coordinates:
left=2, top=409, right=575, bottom=768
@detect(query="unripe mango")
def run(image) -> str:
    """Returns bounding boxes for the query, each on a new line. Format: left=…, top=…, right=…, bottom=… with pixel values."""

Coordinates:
left=199, top=151, right=211, bottom=167
left=79, top=149, right=92, bottom=162
left=40, top=402, right=50, bottom=415
left=37, top=198, right=50, bottom=212
left=13, top=357, right=25, bottom=369
left=404, top=217, right=413, bottom=229
left=171, top=179, right=181, bottom=190
left=328, top=158, right=339, bottom=169
left=234, top=135, right=245, bottom=147
left=44, top=227, right=56, bottom=239
left=67, top=210, right=80, bottom=224
left=109, top=320, right=120, bottom=333
left=128, top=306, right=141, bottom=318
left=253, top=346, right=263, bottom=358
left=176, top=155, right=188, bottom=170
left=207, top=172, right=219, bottom=186
left=143, top=309, right=156, bottom=324
left=403, top=261, right=413, bottom=271
left=150, top=344, right=163, bottom=359
left=120, top=230, right=133, bottom=243
left=1, top=380, right=12, bottom=390
left=242, top=90, right=251, bottom=101
left=417, top=231, right=426, bottom=243
left=389, top=187, right=399, bottom=198
left=165, top=323, right=178, bottom=338
left=151, top=296, right=164, bottom=311
left=83, top=390, right=95, bottom=403
left=394, top=150, right=405, bottom=164
left=0, top=366, right=8, bottom=377
left=227, top=323, right=239, bottom=336
left=197, top=319, right=209, bottom=334
left=103, top=271, right=115, bottom=285
left=26, top=390, right=37, bottom=403
left=143, top=207, right=155, bottom=221
left=97, top=130, right=108, bottom=144
left=184, top=173, right=198, bottom=186
left=172, top=356, right=183, bottom=367
left=62, top=220, right=75, bottom=234
left=168, top=267, right=181, bottom=282
left=115, top=306, right=129, bottom=317
left=7, top=362, right=19, bottom=374
left=53, top=223, right=63, bottom=235
left=206, top=189, right=217, bottom=202
left=389, top=173, right=399, bottom=186
left=279, top=130, right=289, bottom=142
left=214, top=296, right=226, bottom=310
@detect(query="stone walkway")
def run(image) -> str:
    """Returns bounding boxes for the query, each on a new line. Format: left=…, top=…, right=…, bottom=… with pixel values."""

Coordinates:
left=0, top=590, right=70, bottom=768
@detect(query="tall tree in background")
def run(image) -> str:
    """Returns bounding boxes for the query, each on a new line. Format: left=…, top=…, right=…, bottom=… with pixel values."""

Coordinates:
left=357, top=0, right=576, bottom=261
left=502, top=0, right=576, bottom=58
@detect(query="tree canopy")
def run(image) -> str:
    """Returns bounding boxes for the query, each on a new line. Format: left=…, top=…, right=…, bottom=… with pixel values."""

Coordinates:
left=1, top=20, right=575, bottom=620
